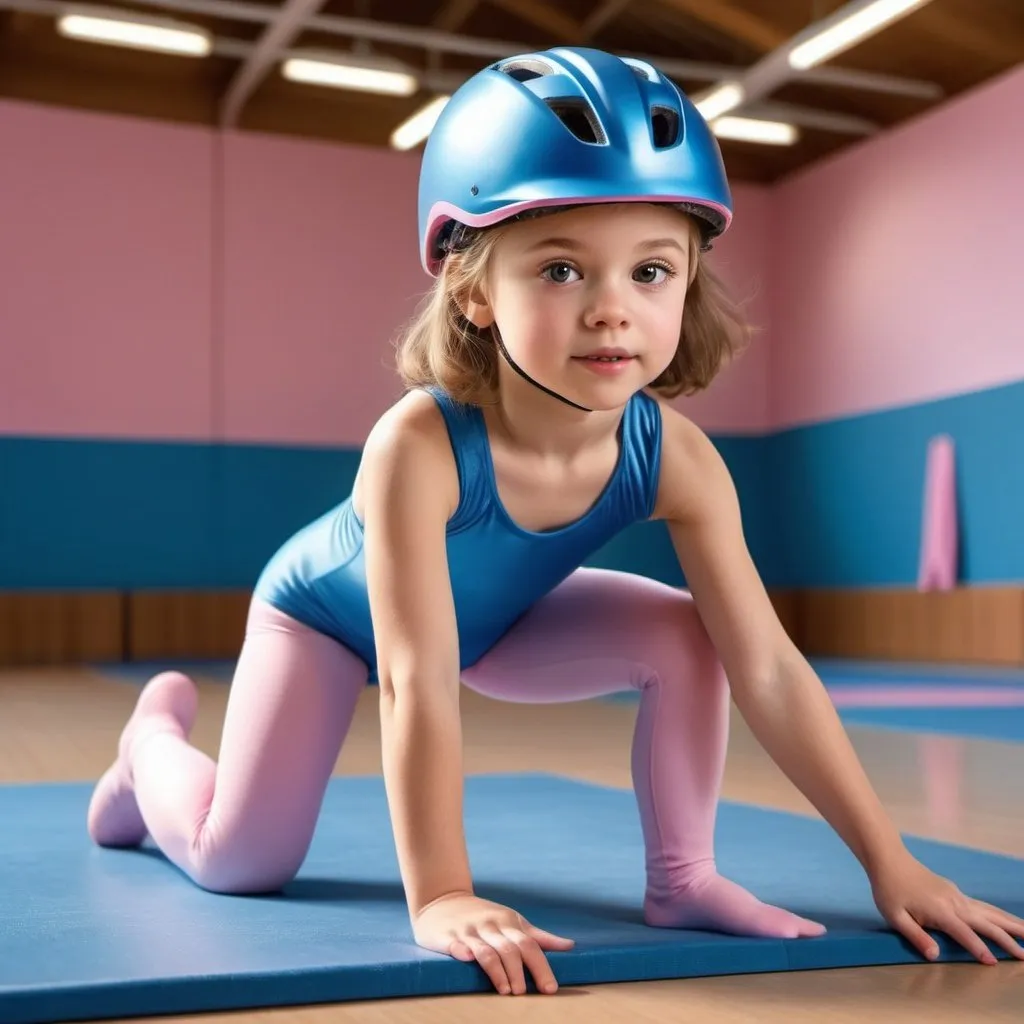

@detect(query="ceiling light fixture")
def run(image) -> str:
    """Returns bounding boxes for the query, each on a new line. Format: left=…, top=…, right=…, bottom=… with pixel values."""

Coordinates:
left=282, top=51, right=419, bottom=97
left=694, top=81, right=745, bottom=121
left=711, top=116, right=799, bottom=146
left=389, top=94, right=450, bottom=150
left=56, top=7, right=212, bottom=57
left=788, top=0, right=935, bottom=70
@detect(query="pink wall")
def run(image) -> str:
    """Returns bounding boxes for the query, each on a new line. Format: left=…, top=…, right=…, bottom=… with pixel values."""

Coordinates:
left=770, top=62, right=1024, bottom=429
left=221, top=132, right=426, bottom=446
left=4, top=59, right=1021, bottom=444
left=0, top=97, right=772, bottom=445
left=0, top=101, right=214, bottom=440
left=675, top=184, right=772, bottom=434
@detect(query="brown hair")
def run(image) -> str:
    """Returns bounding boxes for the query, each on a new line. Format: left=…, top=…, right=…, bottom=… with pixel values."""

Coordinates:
left=395, top=211, right=753, bottom=405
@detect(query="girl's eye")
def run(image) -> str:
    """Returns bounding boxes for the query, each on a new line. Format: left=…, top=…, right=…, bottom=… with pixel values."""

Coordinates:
left=633, top=263, right=672, bottom=285
left=542, top=262, right=580, bottom=284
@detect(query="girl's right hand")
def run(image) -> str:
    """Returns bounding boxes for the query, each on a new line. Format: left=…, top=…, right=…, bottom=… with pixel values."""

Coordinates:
left=412, top=892, right=575, bottom=995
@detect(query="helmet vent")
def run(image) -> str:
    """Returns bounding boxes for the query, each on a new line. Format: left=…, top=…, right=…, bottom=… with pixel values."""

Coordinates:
left=544, top=98, right=606, bottom=145
left=628, top=64, right=652, bottom=81
left=651, top=105, right=680, bottom=148
left=499, top=58, right=554, bottom=82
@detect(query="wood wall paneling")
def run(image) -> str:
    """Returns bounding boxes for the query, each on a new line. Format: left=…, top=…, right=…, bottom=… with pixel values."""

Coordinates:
left=126, top=590, right=251, bottom=662
left=795, top=586, right=1024, bottom=666
left=0, top=591, right=124, bottom=665
left=1, top=587, right=1021, bottom=667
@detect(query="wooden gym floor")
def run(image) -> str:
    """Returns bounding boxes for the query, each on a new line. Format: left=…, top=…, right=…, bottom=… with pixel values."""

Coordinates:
left=2, top=663, right=1022, bottom=1023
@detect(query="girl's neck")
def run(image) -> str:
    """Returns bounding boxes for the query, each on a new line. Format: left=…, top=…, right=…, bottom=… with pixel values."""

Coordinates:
left=484, top=371, right=627, bottom=459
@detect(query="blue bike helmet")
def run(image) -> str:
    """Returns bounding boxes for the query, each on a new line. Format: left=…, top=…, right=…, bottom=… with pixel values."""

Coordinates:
left=418, top=46, right=733, bottom=276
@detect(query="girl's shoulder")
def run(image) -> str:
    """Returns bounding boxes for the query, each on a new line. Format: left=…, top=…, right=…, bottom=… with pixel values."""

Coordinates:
left=354, top=389, right=461, bottom=522
left=365, top=388, right=452, bottom=450
left=649, top=398, right=738, bottom=525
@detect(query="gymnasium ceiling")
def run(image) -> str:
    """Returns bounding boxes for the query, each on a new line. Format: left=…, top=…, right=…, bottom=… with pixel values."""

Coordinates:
left=0, top=0, right=1022, bottom=183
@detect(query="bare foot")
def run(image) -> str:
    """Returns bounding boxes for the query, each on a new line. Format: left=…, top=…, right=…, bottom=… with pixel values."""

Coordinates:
left=645, top=871, right=826, bottom=938
left=86, top=671, right=199, bottom=847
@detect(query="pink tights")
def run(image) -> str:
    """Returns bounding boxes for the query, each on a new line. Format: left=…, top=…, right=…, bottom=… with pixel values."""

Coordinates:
left=87, top=567, right=823, bottom=938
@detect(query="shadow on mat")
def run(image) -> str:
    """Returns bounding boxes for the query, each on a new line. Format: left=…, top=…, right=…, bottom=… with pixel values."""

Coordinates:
left=276, top=878, right=646, bottom=926
left=118, top=847, right=894, bottom=937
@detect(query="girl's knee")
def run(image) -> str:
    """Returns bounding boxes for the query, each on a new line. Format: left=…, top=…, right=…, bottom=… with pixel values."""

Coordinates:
left=643, top=588, right=723, bottom=679
left=187, top=823, right=310, bottom=895
left=191, top=851, right=304, bottom=895
left=651, top=587, right=712, bottom=643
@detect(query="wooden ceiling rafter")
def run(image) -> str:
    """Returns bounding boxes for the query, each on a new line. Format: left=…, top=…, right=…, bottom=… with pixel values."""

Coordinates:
left=581, top=0, right=631, bottom=39
left=487, top=0, right=586, bottom=43
left=0, top=0, right=1019, bottom=184
left=655, top=0, right=787, bottom=53
left=431, top=0, right=480, bottom=34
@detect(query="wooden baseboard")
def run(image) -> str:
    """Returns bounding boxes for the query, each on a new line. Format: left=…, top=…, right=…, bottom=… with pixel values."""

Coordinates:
left=767, top=589, right=803, bottom=647
left=0, top=591, right=124, bottom=666
left=779, top=585, right=1024, bottom=666
left=3, top=585, right=1022, bottom=668
left=126, top=590, right=251, bottom=661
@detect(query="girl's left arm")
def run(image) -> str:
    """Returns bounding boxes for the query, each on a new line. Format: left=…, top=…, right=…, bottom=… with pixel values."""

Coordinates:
left=653, top=402, right=1024, bottom=966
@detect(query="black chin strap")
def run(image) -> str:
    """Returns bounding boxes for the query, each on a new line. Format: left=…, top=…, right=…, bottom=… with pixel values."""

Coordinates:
left=492, top=328, right=593, bottom=413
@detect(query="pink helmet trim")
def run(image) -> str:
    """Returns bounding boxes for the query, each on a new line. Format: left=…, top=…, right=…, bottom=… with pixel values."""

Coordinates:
left=422, top=194, right=734, bottom=276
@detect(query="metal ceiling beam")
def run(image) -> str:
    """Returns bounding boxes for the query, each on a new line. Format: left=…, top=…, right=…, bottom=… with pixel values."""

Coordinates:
left=0, top=0, right=885, bottom=139
left=488, top=0, right=585, bottom=42
left=742, top=101, right=877, bottom=136
left=692, top=0, right=942, bottom=114
left=431, top=0, right=480, bottom=33
left=31, top=0, right=943, bottom=99
left=581, top=0, right=631, bottom=38
left=656, top=0, right=787, bottom=53
left=220, top=0, right=328, bottom=127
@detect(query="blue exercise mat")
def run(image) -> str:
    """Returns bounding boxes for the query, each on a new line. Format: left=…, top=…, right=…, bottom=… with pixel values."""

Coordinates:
left=808, top=658, right=1024, bottom=685
left=838, top=707, right=1024, bottom=743
left=2, top=774, right=1021, bottom=1024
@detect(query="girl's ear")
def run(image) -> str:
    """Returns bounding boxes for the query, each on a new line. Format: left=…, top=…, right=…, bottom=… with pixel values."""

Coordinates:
left=460, top=279, right=495, bottom=330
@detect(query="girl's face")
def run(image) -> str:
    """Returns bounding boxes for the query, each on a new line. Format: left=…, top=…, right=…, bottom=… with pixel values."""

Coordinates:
left=466, top=203, right=695, bottom=412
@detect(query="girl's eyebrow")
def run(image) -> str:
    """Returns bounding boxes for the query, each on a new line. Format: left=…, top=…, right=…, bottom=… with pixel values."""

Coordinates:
left=524, top=236, right=582, bottom=252
left=524, top=237, right=686, bottom=253
left=637, top=238, right=687, bottom=254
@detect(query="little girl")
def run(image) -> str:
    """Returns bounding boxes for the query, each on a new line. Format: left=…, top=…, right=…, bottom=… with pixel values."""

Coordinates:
left=87, top=46, right=1023, bottom=997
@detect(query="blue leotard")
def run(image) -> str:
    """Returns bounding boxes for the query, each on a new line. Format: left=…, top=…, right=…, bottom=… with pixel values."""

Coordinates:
left=254, top=387, right=663, bottom=679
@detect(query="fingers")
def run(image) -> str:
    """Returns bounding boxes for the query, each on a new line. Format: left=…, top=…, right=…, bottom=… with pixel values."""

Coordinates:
left=501, top=926, right=562, bottom=994
left=974, top=919, right=1024, bottom=961
left=464, top=933, right=517, bottom=995
left=939, top=915, right=998, bottom=965
left=477, top=928, right=532, bottom=995
left=939, top=898, right=1024, bottom=964
left=458, top=921, right=569, bottom=996
left=473, top=926, right=562, bottom=995
left=892, top=909, right=941, bottom=961
left=987, top=907, right=1024, bottom=941
left=447, top=940, right=475, bottom=963
left=894, top=903, right=1001, bottom=966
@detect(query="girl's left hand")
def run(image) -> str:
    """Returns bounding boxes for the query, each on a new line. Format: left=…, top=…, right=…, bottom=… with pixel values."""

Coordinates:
left=871, top=850, right=1024, bottom=965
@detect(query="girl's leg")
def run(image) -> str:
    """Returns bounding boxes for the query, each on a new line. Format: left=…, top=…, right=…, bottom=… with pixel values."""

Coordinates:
left=87, top=598, right=368, bottom=893
left=461, top=567, right=824, bottom=939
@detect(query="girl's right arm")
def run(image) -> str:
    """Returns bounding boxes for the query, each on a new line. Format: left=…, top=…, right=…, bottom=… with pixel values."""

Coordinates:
left=358, top=396, right=574, bottom=996
left=359, top=396, right=470, bottom=913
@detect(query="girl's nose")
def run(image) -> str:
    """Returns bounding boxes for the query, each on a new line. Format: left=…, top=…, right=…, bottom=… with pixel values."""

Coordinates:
left=583, top=281, right=630, bottom=330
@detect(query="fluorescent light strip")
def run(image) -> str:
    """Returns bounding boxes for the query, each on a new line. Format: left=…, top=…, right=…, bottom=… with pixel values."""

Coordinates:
left=712, top=116, right=799, bottom=145
left=57, top=12, right=211, bottom=56
left=282, top=57, right=418, bottom=96
left=789, top=0, right=934, bottom=70
left=694, top=82, right=745, bottom=121
left=390, top=94, right=450, bottom=150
